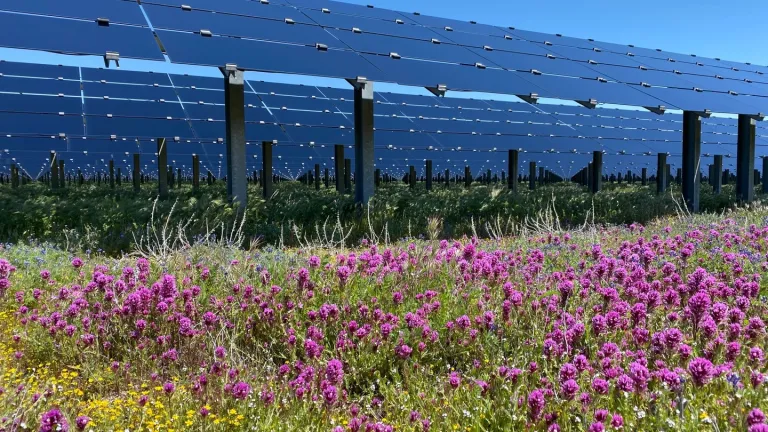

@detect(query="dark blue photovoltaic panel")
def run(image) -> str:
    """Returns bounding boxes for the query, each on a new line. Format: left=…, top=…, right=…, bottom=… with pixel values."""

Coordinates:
left=439, top=98, right=494, bottom=110
left=739, top=96, right=768, bottom=115
left=86, top=116, right=193, bottom=138
left=142, top=0, right=293, bottom=18
left=588, top=64, right=697, bottom=88
left=542, top=45, right=639, bottom=68
left=0, top=112, right=83, bottom=135
left=0, top=136, right=68, bottom=153
left=273, top=110, right=351, bottom=127
left=287, top=0, right=416, bottom=22
left=0, top=0, right=147, bottom=25
left=641, top=86, right=762, bottom=115
left=247, top=80, right=325, bottom=97
left=176, top=88, right=224, bottom=104
left=0, top=94, right=82, bottom=114
left=471, top=49, right=598, bottom=78
left=525, top=74, right=668, bottom=108
left=182, top=103, right=224, bottom=120
left=158, top=30, right=385, bottom=80
left=405, top=13, right=508, bottom=37
left=144, top=6, right=341, bottom=47
left=362, top=54, right=538, bottom=96
left=0, top=13, right=163, bottom=60
left=82, top=68, right=172, bottom=86
left=84, top=98, right=186, bottom=118
left=314, top=87, right=352, bottom=100
left=169, top=74, right=220, bottom=89
left=375, top=115, right=421, bottom=130
left=426, top=31, right=547, bottom=56
left=282, top=125, right=353, bottom=144
left=189, top=120, right=288, bottom=142
left=260, top=94, right=340, bottom=112
left=0, top=76, right=81, bottom=95
left=0, top=61, right=80, bottom=80
left=301, top=9, right=438, bottom=40
left=83, top=82, right=178, bottom=101
left=327, top=30, right=489, bottom=64
left=376, top=92, right=442, bottom=106
left=509, top=30, right=598, bottom=50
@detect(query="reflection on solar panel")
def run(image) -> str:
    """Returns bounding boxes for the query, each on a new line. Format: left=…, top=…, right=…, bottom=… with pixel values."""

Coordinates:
left=1, top=59, right=762, bottom=182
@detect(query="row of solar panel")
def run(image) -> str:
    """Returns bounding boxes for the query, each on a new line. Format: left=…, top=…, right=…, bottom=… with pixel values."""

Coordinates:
left=1, top=0, right=767, bottom=115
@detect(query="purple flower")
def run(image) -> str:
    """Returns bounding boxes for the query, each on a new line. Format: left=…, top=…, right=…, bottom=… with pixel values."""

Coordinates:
left=748, top=409, right=766, bottom=426
left=231, top=381, right=251, bottom=400
left=395, top=344, right=413, bottom=359
left=688, top=357, right=714, bottom=386
left=214, top=346, right=226, bottom=359
left=163, top=381, right=175, bottom=395
left=560, top=379, right=579, bottom=400
left=322, top=384, right=338, bottom=405
left=75, top=416, right=89, bottom=430
left=39, top=409, right=69, bottom=432
left=449, top=372, right=461, bottom=389
left=527, top=389, right=546, bottom=421
left=325, top=359, right=344, bottom=385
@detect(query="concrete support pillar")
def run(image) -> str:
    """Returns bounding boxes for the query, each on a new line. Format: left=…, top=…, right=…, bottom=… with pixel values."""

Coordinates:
left=737, top=114, right=756, bottom=203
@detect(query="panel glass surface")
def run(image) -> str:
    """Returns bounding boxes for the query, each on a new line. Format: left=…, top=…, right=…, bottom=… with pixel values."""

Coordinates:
left=524, top=74, right=668, bottom=108
left=247, top=80, right=325, bottom=97
left=0, top=112, right=83, bottom=135
left=0, top=76, right=81, bottom=96
left=362, top=54, right=540, bottom=96
left=82, top=68, right=172, bottom=86
left=0, top=0, right=147, bottom=25
left=260, top=94, right=341, bottom=112
left=544, top=45, right=644, bottom=68
left=144, top=5, right=341, bottom=47
left=472, top=49, right=599, bottom=78
left=0, top=94, right=82, bottom=114
left=158, top=30, right=385, bottom=79
left=588, top=64, right=697, bottom=88
left=0, top=61, right=80, bottom=80
left=84, top=98, right=186, bottom=118
left=404, top=13, right=508, bottom=37
left=83, top=82, right=178, bottom=101
left=641, top=86, right=762, bottom=115
left=0, top=13, right=164, bottom=60
left=508, top=29, right=598, bottom=50
left=328, top=29, right=489, bottom=64
left=300, top=9, right=438, bottom=40
left=85, top=116, right=193, bottom=138
left=286, top=0, right=417, bottom=22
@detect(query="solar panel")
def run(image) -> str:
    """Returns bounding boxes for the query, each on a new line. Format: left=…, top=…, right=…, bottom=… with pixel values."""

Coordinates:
left=0, top=112, right=83, bottom=135
left=0, top=93, right=82, bottom=114
left=247, top=80, right=325, bottom=97
left=0, top=75, right=81, bottom=96
left=260, top=94, right=340, bottom=112
left=85, top=116, right=193, bottom=138
left=0, top=61, right=80, bottom=80
left=641, top=86, right=763, bottom=115
left=404, top=13, right=508, bottom=37
left=471, top=49, right=602, bottom=78
left=142, top=0, right=294, bottom=20
left=144, top=5, right=341, bottom=47
left=84, top=98, right=187, bottom=118
left=286, top=0, right=416, bottom=22
left=82, top=68, right=173, bottom=86
left=0, top=12, right=163, bottom=60
left=83, top=82, right=178, bottom=101
left=157, top=29, right=385, bottom=79
left=300, top=9, right=438, bottom=40
left=0, top=0, right=148, bottom=26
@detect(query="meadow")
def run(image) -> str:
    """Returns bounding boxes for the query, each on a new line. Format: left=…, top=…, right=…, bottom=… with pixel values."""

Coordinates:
left=1, top=186, right=767, bottom=430
left=0, top=181, right=745, bottom=255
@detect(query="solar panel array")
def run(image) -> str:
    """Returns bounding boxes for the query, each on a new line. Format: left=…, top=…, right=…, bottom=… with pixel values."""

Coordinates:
left=1, top=0, right=768, bottom=116
left=1, top=60, right=767, bottom=181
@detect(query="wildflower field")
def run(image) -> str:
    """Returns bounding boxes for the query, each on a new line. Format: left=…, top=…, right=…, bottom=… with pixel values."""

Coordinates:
left=1, top=201, right=767, bottom=431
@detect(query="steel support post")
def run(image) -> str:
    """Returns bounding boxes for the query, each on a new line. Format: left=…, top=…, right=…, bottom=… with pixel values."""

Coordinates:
left=591, top=151, right=603, bottom=193
left=314, top=164, right=321, bottom=190
left=157, top=138, right=168, bottom=199
left=465, top=166, right=471, bottom=188
left=682, top=111, right=702, bottom=212
left=350, top=78, right=375, bottom=204
left=59, top=160, right=65, bottom=189
left=712, top=155, right=723, bottom=195
left=334, top=145, right=344, bottom=193
left=109, top=160, right=115, bottom=189
left=426, top=160, right=433, bottom=191
left=261, top=141, right=273, bottom=199
left=657, top=153, right=667, bottom=195
left=641, top=167, right=647, bottom=186
left=222, top=65, right=248, bottom=207
left=529, top=161, right=536, bottom=190
left=344, top=158, right=352, bottom=193
left=50, top=152, right=58, bottom=189
left=192, top=155, right=200, bottom=192
left=737, top=114, right=756, bottom=203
